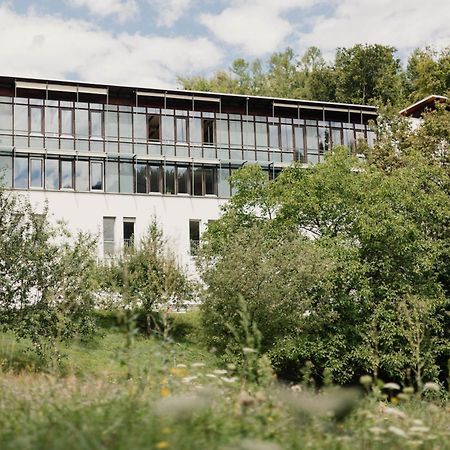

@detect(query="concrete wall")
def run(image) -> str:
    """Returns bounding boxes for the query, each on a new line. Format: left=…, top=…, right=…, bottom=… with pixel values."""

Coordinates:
left=18, top=189, right=227, bottom=275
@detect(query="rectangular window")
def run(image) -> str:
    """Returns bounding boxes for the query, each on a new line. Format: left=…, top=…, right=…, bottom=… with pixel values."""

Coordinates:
left=75, top=109, right=89, bottom=138
left=103, top=217, right=115, bottom=256
left=45, top=159, right=59, bottom=190
left=91, top=161, right=103, bottom=190
left=281, top=124, right=293, bottom=150
left=343, top=128, right=355, bottom=150
left=106, top=160, right=119, bottom=193
left=193, top=167, right=203, bottom=196
left=119, top=112, right=132, bottom=140
left=106, top=111, right=118, bottom=138
left=136, top=163, right=147, bottom=193
left=149, top=165, right=161, bottom=193
left=60, top=109, right=74, bottom=136
left=319, top=127, right=330, bottom=154
left=229, top=121, right=241, bottom=146
left=0, top=155, right=13, bottom=187
left=90, top=111, right=103, bottom=138
left=269, top=124, right=280, bottom=148
left=14, top=156, right=28, bottom=188
left=76, top=160, right=90, bottom=191
left=0, top=104, right=12, bottom=132
left=218, top=167, right=230, bottom=197
left=162, top=116, right=175, bottom=142
left=202, top=119, right=215, bottom=144
left=204, top=167, right=216, bottom=195
left=189, top=118, right=202, bottom=144
left=189, top=219, right=200, bottom=254
left=148, top=115, right=160, bottom=141
left=294, top=127, right=305, bottom=162
left=216, top=120, right=229, bottom=146
left=14, top=105, right=28, bottom=133
left=30, top=107, right=43, bottom=134
left=243, top=122, right=255, bottom=147
left=176, top=118, right=187, bottom=143
left=30, top=158, right=43, bottom=188
left=134, top=114, right=147, bottom=140
left=255, top=123, right=268, bottom=148
left=306, top=126, right=319, bottom=150
left=61, top=160, right=74, bottom=189
left=123, top=218, right=135, bottom=246
left=46, top=107, right=59, bottom=135
left=164, top=164, right=175, bottom=194
left=120, top=162, right=134, bottom=193
left=177, top=166, right=189, bottom=194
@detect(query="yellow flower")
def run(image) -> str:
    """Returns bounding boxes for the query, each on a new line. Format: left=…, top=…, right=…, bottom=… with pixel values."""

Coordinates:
left=160, top=387, right=171, bottom=398
left=156, top=441, right=169, bottom=449
left=170, top=367, right=187, bottom=377
left=162, top=427, right=172, bottom=435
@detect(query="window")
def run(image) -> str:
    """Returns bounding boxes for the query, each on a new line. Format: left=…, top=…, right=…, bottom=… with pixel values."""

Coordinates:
left=106, top=161, right=119, bottom=193
left=149, top=165, right=161, bottom=193
left=136, top=163, right=147, bottom=193
left=229, top=121, right=241, bottom=146
left=61, top=160, right=74, bottom=189
left=218, top=167, right=230, bottom=198
left=243, top=122, right=255, bottom=147
left=294, top=127, right=305, bottom=162
left=162, top=116, right=175, bottom=142
left=134, top=114, right=147, bottom=140
left=120, top=162, right=133, bottom=193
left=46, top=107, right=59, bottom=135
left=202, top=119, right=215, bottom=144
left=164, top=164, right=175, bottom=194
left=60, top=109, right=74, bottom=136
left=123, top=218, right=135, bottom=246
left=189, top=219, right=200, bottom=254
left=90, top=111, right=103, bottom=138
left=103, top=217, right=115, bottom=256
left=29, top=158, right=43, bottom=188
left=255, top=123, right=268, bottom=148
left=91, top=161, right=103, bottom=190
left=204, top=167, right=216, bottom=195
left=177, top=166, right=190, bottom=194
left=269, top=124, right=279, bottom=148
left=119, top=112, right=132, bottom=140
left=0, top=155, right=12, bottom=187
left=106, top=111, right=118, bottom=138
left=281, top=124, right=293, bottom=150
left=193, top=166, right=203, bottom=196
left=216, top=120, right=229, bottom=146
left=176, top=118, right=187, bottom=143
left=14, top=105, right=28, bottom=133
left=148, top=115, right=160, bottom=141
left=331, top=128, right=342, bottom=148
left=75, top=109, right=89, bottom=137
left=76, top=160, right=90, bottom=191
left=0, top=104, right=12, bottom=132
left=45, top=159, right=59, bottom=190
left=189, top=118, right=202, bottom=144
left=14, top=156, right=28, bottom=188
left=30, top=107, right=43, bottom=134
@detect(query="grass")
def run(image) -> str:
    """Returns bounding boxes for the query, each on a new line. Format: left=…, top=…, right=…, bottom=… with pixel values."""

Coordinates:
left=0, top=317, right=449, bottom=450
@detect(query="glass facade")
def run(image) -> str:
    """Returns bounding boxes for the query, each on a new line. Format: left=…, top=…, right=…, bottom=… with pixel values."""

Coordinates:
left=0, top=93, right=376, bottom=197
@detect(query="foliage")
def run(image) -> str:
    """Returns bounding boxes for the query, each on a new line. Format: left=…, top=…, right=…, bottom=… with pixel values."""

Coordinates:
left=0, top=187, right=98, bottom=359
left=198, top=146, right=450, bottom=384
left=99, top=219, right=197, bottom=337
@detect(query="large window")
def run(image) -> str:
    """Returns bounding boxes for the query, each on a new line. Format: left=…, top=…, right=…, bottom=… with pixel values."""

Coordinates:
left=136, top=163, right=147, bottom=193
left=162, top=116, right=175, bottom=142
left=202, top=119, right=215, bottom=144
left=123, top=218, right=135, bottom=246
left=14, top=105, right=28, bottom=133
left=45, top=159, right=59, bottom=190
left=14, top=156, right=28, bottom=188
left=164, top=164, right=175, bottom=194
left=177, top=166, right=189, bottom=194
left=148, top=115, right=160, bottom=141
left=103, top=217, right=115, bottom=256
left=0, top=104, right=12, bottom=132
left=189, top=219, right=200, bottom=254
left=90, top=111, right=103, bottom=138
left=76, top=160, right=90, bottom=191
left=91, top=161, right=103, bottom=190
left=60, top=109, right=74, bottom=136
left=120, top=162, right=133, bottom=193
left=29, top=158, right=43, bottom=188
left=119, top=112, right=132, bottom=140
left=61, top=160, right=74, bottom=189
left=176, top=118, right=187, bottom=143
left=269, top=124, right=279, bottom=148
left=106, top=161, right=119, bottom=193
left=30, top=107, right=43, bottom=134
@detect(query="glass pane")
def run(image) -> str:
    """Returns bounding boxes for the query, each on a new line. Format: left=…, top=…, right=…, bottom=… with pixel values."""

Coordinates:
left=45, top=159, right=59, bottom=190
left=243, top=122, right=255, bottom=147
left=217, top=120, right=229, bottom=146
left=30, top=158, right=43, bottom=188
left=0, top=104, right=12, bottom=132
left=91, top=161, right=103, bottom=190
left=76, top=109, right=89, bottom=138
left=255, top=123, right=268, bottom=147
left=14, top=105, right=28, bottom=133
left=119, top=112, right=132, bottom=140
left=269, top=125, right=279, bottom=148
left=319, top=128, right=330, bottom=154
left=193, top=167, right=202, bottom=196
left=120, top=162, right=133, bottom=193
left=332, top=128, right=342, bottom=147
left=177, top=166, right=189, bottom=194
left=281, top=124, right=293, bottom=150
left=164, top=164, right=175, bottom=194
left=106, top=111, right=118, bottom=138
left=106, top=161, right=119, bottom=193
left=202, top=119, right=215, bottom=144
left=148, top=115, right=160, bottom=141
left=149, top=165, right=161, bottom=193
left=14, top=156, right=28, bottom=188
left=136, top=163, right=147, bottom=193
left=162, top=116, right=175, bottom=141
left=343, top=128, right=354, bottom=149
left=103, top=217, right=115, bottom=242
left=204, top=167, right=216, bottom=195
left=189, top=118, right=202, bottom=144
left=176, top=118, right=187, bottom=143
left=218, top=167, right=230, bottom=197
left=91, top=111, right=103, bottom=138
left=30, top=107, right=43, bottom=134
left=229, top=121, right=241, bottom=146
left=76, top=160, right=90, bottom=191
left=134, top=114, right=147, bottom=140
left=45, top=107, right=58, bottom=135
left=60, top=109, right=73, bottom=136
left=0, top=155, right=13, bottom=187
left=61, top=160, right=74, bottom=189
left=306, top=126, right=318, bottom=150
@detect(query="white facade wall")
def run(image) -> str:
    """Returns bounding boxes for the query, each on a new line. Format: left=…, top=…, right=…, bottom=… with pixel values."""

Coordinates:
left=20, top=189, right=227, bottom=275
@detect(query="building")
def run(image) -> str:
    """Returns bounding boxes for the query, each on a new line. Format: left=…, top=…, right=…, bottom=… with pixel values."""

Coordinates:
left=0, top=76, right=377, bottom=272
left=400, top=94, right=449, bottom=129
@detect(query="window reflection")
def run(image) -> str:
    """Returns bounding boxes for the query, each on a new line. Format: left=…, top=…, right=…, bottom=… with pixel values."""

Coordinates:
left=90, top=111, right=103, bottom=138
left=136, top=163, right=147, bottom=193
left=269, top=125, right=279, bottom=148
left=30, top=107, right=43, bottom=134
left=91, top=161, right=103, bottom=190
left=60, top=109, right=73, bottom=136
left=149, top=165, right=161, bottom=193
left=61, top=160, right=74, bottom=189
left=119, top=112, right=132, bottom=139
left=45, top=159, right=59, bottom=190
left=176, top=118, right=187, bottom=143
left=76, top=160, right=90, bottom=191
left=120, top=162, right=133, bottom=193
left=0, top=104, right=12, bottom=132
left=177, top=166, right=189, bottom=194
left=165, top=164, right=175, bottom=194
left=148, top=115, right=160, bottom=141
left=14, top=156, right=28, bottom=188
left=0, top=155, right=13, bottom=187
left=30, top=158, right=43, bottom=188
left=14, top=105, right=28, bottom=133
left=106, top=161, right=119, bottom=193
left=76, top=109, right=89, bottom=138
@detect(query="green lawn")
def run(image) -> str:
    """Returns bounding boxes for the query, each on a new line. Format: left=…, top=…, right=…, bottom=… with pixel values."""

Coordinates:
left=0, top=327, right=449, bottom=450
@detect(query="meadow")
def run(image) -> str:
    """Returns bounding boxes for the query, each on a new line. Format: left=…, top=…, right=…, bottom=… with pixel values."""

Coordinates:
left=0, top=312, right=449, bottom=450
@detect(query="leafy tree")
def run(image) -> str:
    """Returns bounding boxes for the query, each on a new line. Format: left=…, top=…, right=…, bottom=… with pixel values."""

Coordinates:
left=0, top=187, right=98, bottom=356
left=100, top=220, right=196, bottom=338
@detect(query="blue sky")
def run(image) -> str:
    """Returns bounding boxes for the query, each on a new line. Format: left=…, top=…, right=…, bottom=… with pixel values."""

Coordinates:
left=1, top=0, right=449, bottom=88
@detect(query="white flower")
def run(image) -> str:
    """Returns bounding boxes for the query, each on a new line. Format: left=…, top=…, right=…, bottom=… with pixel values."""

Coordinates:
left=220, top=377, right=238, bottom=383
left=213, top=369, right=227, bottom=375
left=242, top=347, right=257, bottom=354
left=388, top=426, right=408, bottom=438
left=182, top=376, right=198, bottom=384
left=422, top=382, right=440, bottom=392
left=191, top=362, right=206, bottom=368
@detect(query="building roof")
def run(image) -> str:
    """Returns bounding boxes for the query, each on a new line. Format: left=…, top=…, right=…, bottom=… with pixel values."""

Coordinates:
left=400, top=94, right=449, bottom=118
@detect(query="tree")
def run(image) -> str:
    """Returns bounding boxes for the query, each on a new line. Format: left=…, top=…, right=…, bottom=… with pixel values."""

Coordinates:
left=100, top=220, right=196, bottom=337
left=0, top=187, right=98, bottom=355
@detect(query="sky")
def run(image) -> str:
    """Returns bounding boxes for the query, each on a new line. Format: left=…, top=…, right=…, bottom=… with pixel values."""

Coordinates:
left=0, top=0, right=449, bottom=89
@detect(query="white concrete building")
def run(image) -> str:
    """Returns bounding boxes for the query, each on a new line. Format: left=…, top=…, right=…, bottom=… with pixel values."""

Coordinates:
left=0, top=76, right=377, bottom=273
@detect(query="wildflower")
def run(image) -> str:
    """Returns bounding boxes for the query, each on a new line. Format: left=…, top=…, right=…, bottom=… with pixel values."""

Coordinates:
left=156, top=441, right=169, bottom=449
left=160, top=387, right=171, bottom=398
left=368, top=427, right=385, bottom=435
left=359, top=375, right=373, bottom=387
left=170, top=367, right=187, bottom=377
left=290, top=384, right=302, bottom=392
left=387, top=426, right=407, bottom=438
left=242, top=347, right=257, bottom=354
left=238, top=390, right=256, bottom=407
left=176, top=364, right=187, bottom=368
left=213, top=369, right=227, bottom=375
left=422, top=382, right=440, bottom=392
left=383, top=382, right=401, bottom=391
left=220, top=377, right=238, bottom=383
left=182, top=376, right=198, bottom=384
left=191, top=362, right=205, bottom=368
left=382, top=406, right=406, bottom=419
left=409, top=426, right=430, bottom=435
left=206, top=374, right=217, bottom=379
left=155, top=393, right=213, bottom=419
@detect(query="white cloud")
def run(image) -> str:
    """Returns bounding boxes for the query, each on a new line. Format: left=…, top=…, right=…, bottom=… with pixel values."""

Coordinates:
left=67, top=0, right=139, bottom=22
left=297, top=0, right=450, bottom=58
left=148, top=0, right=192, bottom=27
left=200, top=0, right=318, bottom=56
left=0, top=4, right=223, bottom=88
